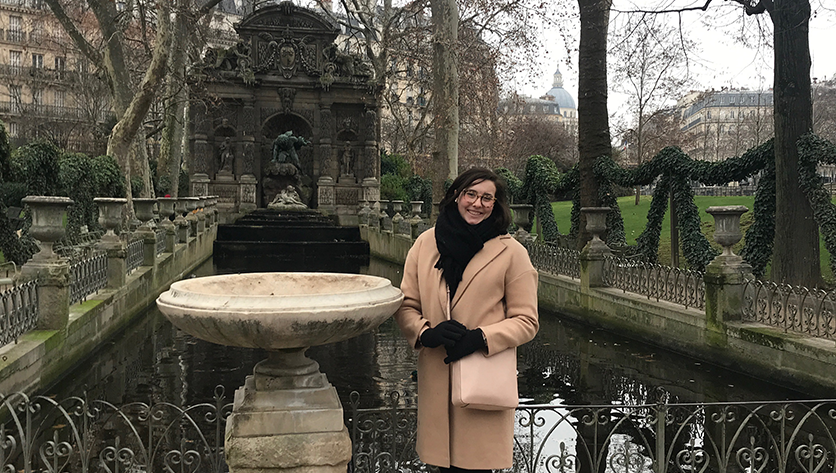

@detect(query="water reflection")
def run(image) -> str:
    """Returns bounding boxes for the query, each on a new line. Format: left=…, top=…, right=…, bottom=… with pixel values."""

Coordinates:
left=44, top=256, right=810, bottom=410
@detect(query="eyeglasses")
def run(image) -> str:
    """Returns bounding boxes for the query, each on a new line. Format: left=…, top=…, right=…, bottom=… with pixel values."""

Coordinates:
left=461, top=189, right=496, bottom=206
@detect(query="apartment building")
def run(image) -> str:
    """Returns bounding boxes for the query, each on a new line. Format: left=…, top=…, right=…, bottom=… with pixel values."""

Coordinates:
left=678, top=88, right=774, bottom=162
left=0, top=0, right=110, bottom=154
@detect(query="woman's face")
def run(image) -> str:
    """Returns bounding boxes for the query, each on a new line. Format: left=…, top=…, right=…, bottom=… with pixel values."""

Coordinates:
left=457, top=179, right=497, bottom=225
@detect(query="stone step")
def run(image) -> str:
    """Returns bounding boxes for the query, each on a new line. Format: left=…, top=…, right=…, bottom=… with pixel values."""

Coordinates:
left=217, top=225, right=361, bottom=242
left=213, top=240, right=369, bottom=260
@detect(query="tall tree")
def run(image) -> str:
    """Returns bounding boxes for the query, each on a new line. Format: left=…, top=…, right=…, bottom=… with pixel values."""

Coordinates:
left=609, top=13, right=692, bottom=204
left=44, top=0, right=223, bottom=202
left=577, top=0, right=612, bottom=247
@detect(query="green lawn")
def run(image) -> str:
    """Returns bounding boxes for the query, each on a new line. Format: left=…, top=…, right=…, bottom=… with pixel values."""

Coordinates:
left=549, top=195, right=834, bottom=281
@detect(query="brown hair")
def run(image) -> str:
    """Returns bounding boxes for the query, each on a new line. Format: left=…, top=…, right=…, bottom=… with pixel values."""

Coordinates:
left=440, top=167, right=512, bottom=233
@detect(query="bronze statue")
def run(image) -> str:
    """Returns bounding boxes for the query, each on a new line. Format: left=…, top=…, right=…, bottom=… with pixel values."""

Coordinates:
left=271, top=131, right=310, bottom=171
left=218, top=137, right=234, bottom=173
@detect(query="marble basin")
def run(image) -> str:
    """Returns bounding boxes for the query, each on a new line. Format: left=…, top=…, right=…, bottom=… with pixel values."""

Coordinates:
left=156, top=272, right=404, bottom=350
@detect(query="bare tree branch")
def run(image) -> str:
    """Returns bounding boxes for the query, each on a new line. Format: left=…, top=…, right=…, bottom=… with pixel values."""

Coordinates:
left=612, top=0, right=713, bottom=14
left=42, top=0, right=104, bottom=69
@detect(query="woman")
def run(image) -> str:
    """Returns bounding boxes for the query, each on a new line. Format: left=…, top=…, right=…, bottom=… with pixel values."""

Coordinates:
left=394, top=167, right=539, bottom=472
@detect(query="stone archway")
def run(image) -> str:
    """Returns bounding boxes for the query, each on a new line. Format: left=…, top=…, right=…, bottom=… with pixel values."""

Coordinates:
left=260, top=113, right=314, bottom=207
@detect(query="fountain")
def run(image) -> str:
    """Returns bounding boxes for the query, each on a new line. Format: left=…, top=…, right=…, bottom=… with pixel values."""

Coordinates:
left=156, top=272, right=403, bottom=473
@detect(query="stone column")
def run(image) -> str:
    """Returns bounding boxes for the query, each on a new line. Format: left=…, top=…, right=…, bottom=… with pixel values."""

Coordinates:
left=20, top=196, right=73, bottom=330
left=579, top=207, right=611, bottom=291
left=239, top=175, right=258, bottom=212
left=95, top=197, right=128, bottom=290
left=185, top=197, right=200, bottom=238
left=704, top=206, right=753, bottom=331
left=192, top=173, right=210, bottom=200
left=362, top=177, right=380, bottom=204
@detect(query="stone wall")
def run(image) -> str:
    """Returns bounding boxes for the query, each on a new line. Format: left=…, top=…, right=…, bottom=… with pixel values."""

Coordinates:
left=0, top=227, right=215, bottom=395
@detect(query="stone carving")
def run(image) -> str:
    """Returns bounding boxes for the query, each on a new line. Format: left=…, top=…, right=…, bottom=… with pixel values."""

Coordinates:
left=242, top=105, right=256, bottom=136
left=255, top=30, right=317, bottom=78
left=198, top=41, right=255, bottom=85
left=340, top=143, right=353, bottom=176
left=242, top=142, right=254, bottom=174
left=340, top=117, right=356, bottom=133
left=280, top=88, right=296, bottom=114
left=268, top=185, right=307, bottom=210
left=271, top=131, right=310, bottom=171
left=364, top=109, right=377, bottom=141
left=320, top=108, right=333, bottom=136
left=218, top=137, right=234, bottom=173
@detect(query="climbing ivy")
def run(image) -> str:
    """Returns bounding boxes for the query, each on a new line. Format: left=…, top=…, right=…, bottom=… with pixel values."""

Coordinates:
left=797, top=133, right=836, bottom=277
left=512, top=136, right=790, bottom=272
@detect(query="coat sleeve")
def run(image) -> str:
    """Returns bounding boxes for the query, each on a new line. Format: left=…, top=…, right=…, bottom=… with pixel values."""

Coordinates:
left=394, top=236, right=430, bottom=349
left=480, top=244, right=539, bottom=355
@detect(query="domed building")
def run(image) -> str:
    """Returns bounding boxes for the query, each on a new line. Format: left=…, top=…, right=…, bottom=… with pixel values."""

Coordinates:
left=499, top=65, right=578, bottom=135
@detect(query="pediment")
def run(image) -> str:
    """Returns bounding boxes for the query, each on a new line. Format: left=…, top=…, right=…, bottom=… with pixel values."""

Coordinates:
left=236, top=2, right=340, bottom=40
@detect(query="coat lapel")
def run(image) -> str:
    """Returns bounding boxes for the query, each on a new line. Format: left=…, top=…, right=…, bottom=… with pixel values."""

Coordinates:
left=450, top=236, right=507, bottom=309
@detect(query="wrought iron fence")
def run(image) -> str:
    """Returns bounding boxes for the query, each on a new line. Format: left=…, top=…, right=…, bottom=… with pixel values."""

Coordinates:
left=155, top=228, right=166, bottom=255
left=3, top=387, right=836, bottom=473
left=603, top=255, right=705, bottom=310
left=0, top=386, right=231, bottom=473
left=743, top=279, right=836, bottom=340
left=348, top=393, right=836, bottom=473
left=0, top=280, right=38, bottom=347
left=523, top=241, right=580, bottom=279
left=69, top=250, right=106, bottom=305
left=125, top=238, right=143, bottom=275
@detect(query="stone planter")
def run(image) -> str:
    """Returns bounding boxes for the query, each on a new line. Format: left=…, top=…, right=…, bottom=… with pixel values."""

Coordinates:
left=94, top=197, right=127, bottom=243
left=22, top=196, right=74, bottom=261
left=410, top=200, right=423, bottom=217
left=133, top=198, right=157, bottom=230
left=157, top=197, right=176, bottom=224
left=581, top=207, right=611, bottom=253
left=510, top=204, right=534, bottom=232
left=706, top=205, right=748, bottom=256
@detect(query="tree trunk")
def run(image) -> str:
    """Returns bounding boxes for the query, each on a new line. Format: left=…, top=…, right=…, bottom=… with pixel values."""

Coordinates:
left=159, top=7, right=190, bottom=198
left=769, top=0, right=820, bottom=286
left=430, top=0, right=459, bottom=217
left=577, top=0, right=612, bottom=249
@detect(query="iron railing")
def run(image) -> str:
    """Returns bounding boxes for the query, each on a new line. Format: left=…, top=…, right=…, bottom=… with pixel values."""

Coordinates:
left=125, top=238, right=143, bottom=275
left=743, top=279, right=836, bottom=340
left=155, top=228, right=166, bottom=255
left=0, top=280, right=38, bottom=347
left=3, top=387, right=836, bottom=473
left=0, top=386, right=231, bottom=473
left=69, top=250, right=107, bottom=305
left=523, top=241, right=580, bottom=279
left=603, top=255, right=705, bottom=310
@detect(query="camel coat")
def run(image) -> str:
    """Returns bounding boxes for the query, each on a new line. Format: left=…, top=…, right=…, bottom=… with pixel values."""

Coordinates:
left=394, top=228, right=539, bottom=470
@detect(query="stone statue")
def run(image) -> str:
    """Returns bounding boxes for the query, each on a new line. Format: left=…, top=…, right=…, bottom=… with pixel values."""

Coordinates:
left=218, top=137, right=234, bottom=173
left=268, top=185, right=307, bottom=210
left=340, top=143, right=353, bottom=176
left=271, top=131, right=310, bottom=171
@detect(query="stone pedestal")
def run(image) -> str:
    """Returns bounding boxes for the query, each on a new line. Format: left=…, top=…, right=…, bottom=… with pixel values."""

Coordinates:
left=99, top=236, right=127, bottom=290
left=580, top=207, right=611, bottom=290
left=317, top=176, right=335, bottom=213
left=704, top=206, right=753, bottom=330
left=225, top=367, right=351, bottom=473
left=240, top=174, right=258, bottom=212
left=192, top=173, right=211, bottom=197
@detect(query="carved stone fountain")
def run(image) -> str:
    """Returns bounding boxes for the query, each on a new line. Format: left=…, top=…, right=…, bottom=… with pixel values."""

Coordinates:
left=156, top=272, right=403, bottom=473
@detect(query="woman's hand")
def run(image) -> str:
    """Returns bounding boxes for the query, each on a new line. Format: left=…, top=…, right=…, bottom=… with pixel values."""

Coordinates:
left=420, top=320, right=467, bottom=348
left=444, top=328, right=486, bottom=363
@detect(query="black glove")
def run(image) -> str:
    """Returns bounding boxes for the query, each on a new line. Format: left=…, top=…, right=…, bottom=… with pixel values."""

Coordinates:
left=444, top=328, right=486, bottom=364
left=420, top=320, right=467, bottom=348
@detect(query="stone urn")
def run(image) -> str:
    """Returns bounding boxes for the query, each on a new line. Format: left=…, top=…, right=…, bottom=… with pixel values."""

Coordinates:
left=581, top=207, right=611, bottom=253
left=706, top=205, right=748, bottom=256
left=410, top=200, right=423, bottom=217
left=94, top=197, right=127, bottom=243
left=157, top=197, right=176, bottom=224
left=156, top=272, right=404, bottom=473
left=510, top=204, right=534, bottom=232
left=22, top=196, right=74, bottom=261
left=133, top=198, right=157, bottom=230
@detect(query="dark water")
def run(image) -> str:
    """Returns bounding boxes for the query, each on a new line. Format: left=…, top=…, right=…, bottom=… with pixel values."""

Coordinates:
left=43, top=256, right=811, bottom=408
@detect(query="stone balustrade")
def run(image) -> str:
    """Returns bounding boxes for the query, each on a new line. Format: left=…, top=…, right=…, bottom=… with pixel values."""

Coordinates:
left=0, top=195, right=218, bottom=396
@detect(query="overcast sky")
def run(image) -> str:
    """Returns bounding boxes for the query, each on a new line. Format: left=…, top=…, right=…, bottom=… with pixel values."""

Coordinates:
left=513, top=1, right=836, bottom=123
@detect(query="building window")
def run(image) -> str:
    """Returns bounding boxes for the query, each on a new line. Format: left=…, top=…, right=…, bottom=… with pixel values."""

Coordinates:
left=115, top=0, right=126, bottom=11
left=32, top=53, right=43, bottom=69
left=7, top=122, right=18, bottom=138
left=729, top=111, right=734, bottom=119
left=8, top=16, right=22, bottom=42
left=417, top=96, right=426, bottom=107
left=32, top=88, right=42, bottom=106
left=9, top=50, right=22, bottom=75
left=9, top=85, right=22, bottom=113
left=54, top=89, right=65, bottom=108
left=55, top=56, right=65, bottom=70
left=707, top=111, right=712, bottom=119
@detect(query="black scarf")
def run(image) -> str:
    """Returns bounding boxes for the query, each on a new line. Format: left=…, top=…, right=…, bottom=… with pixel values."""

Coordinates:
left=434, top=207, right=504, bottom=298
